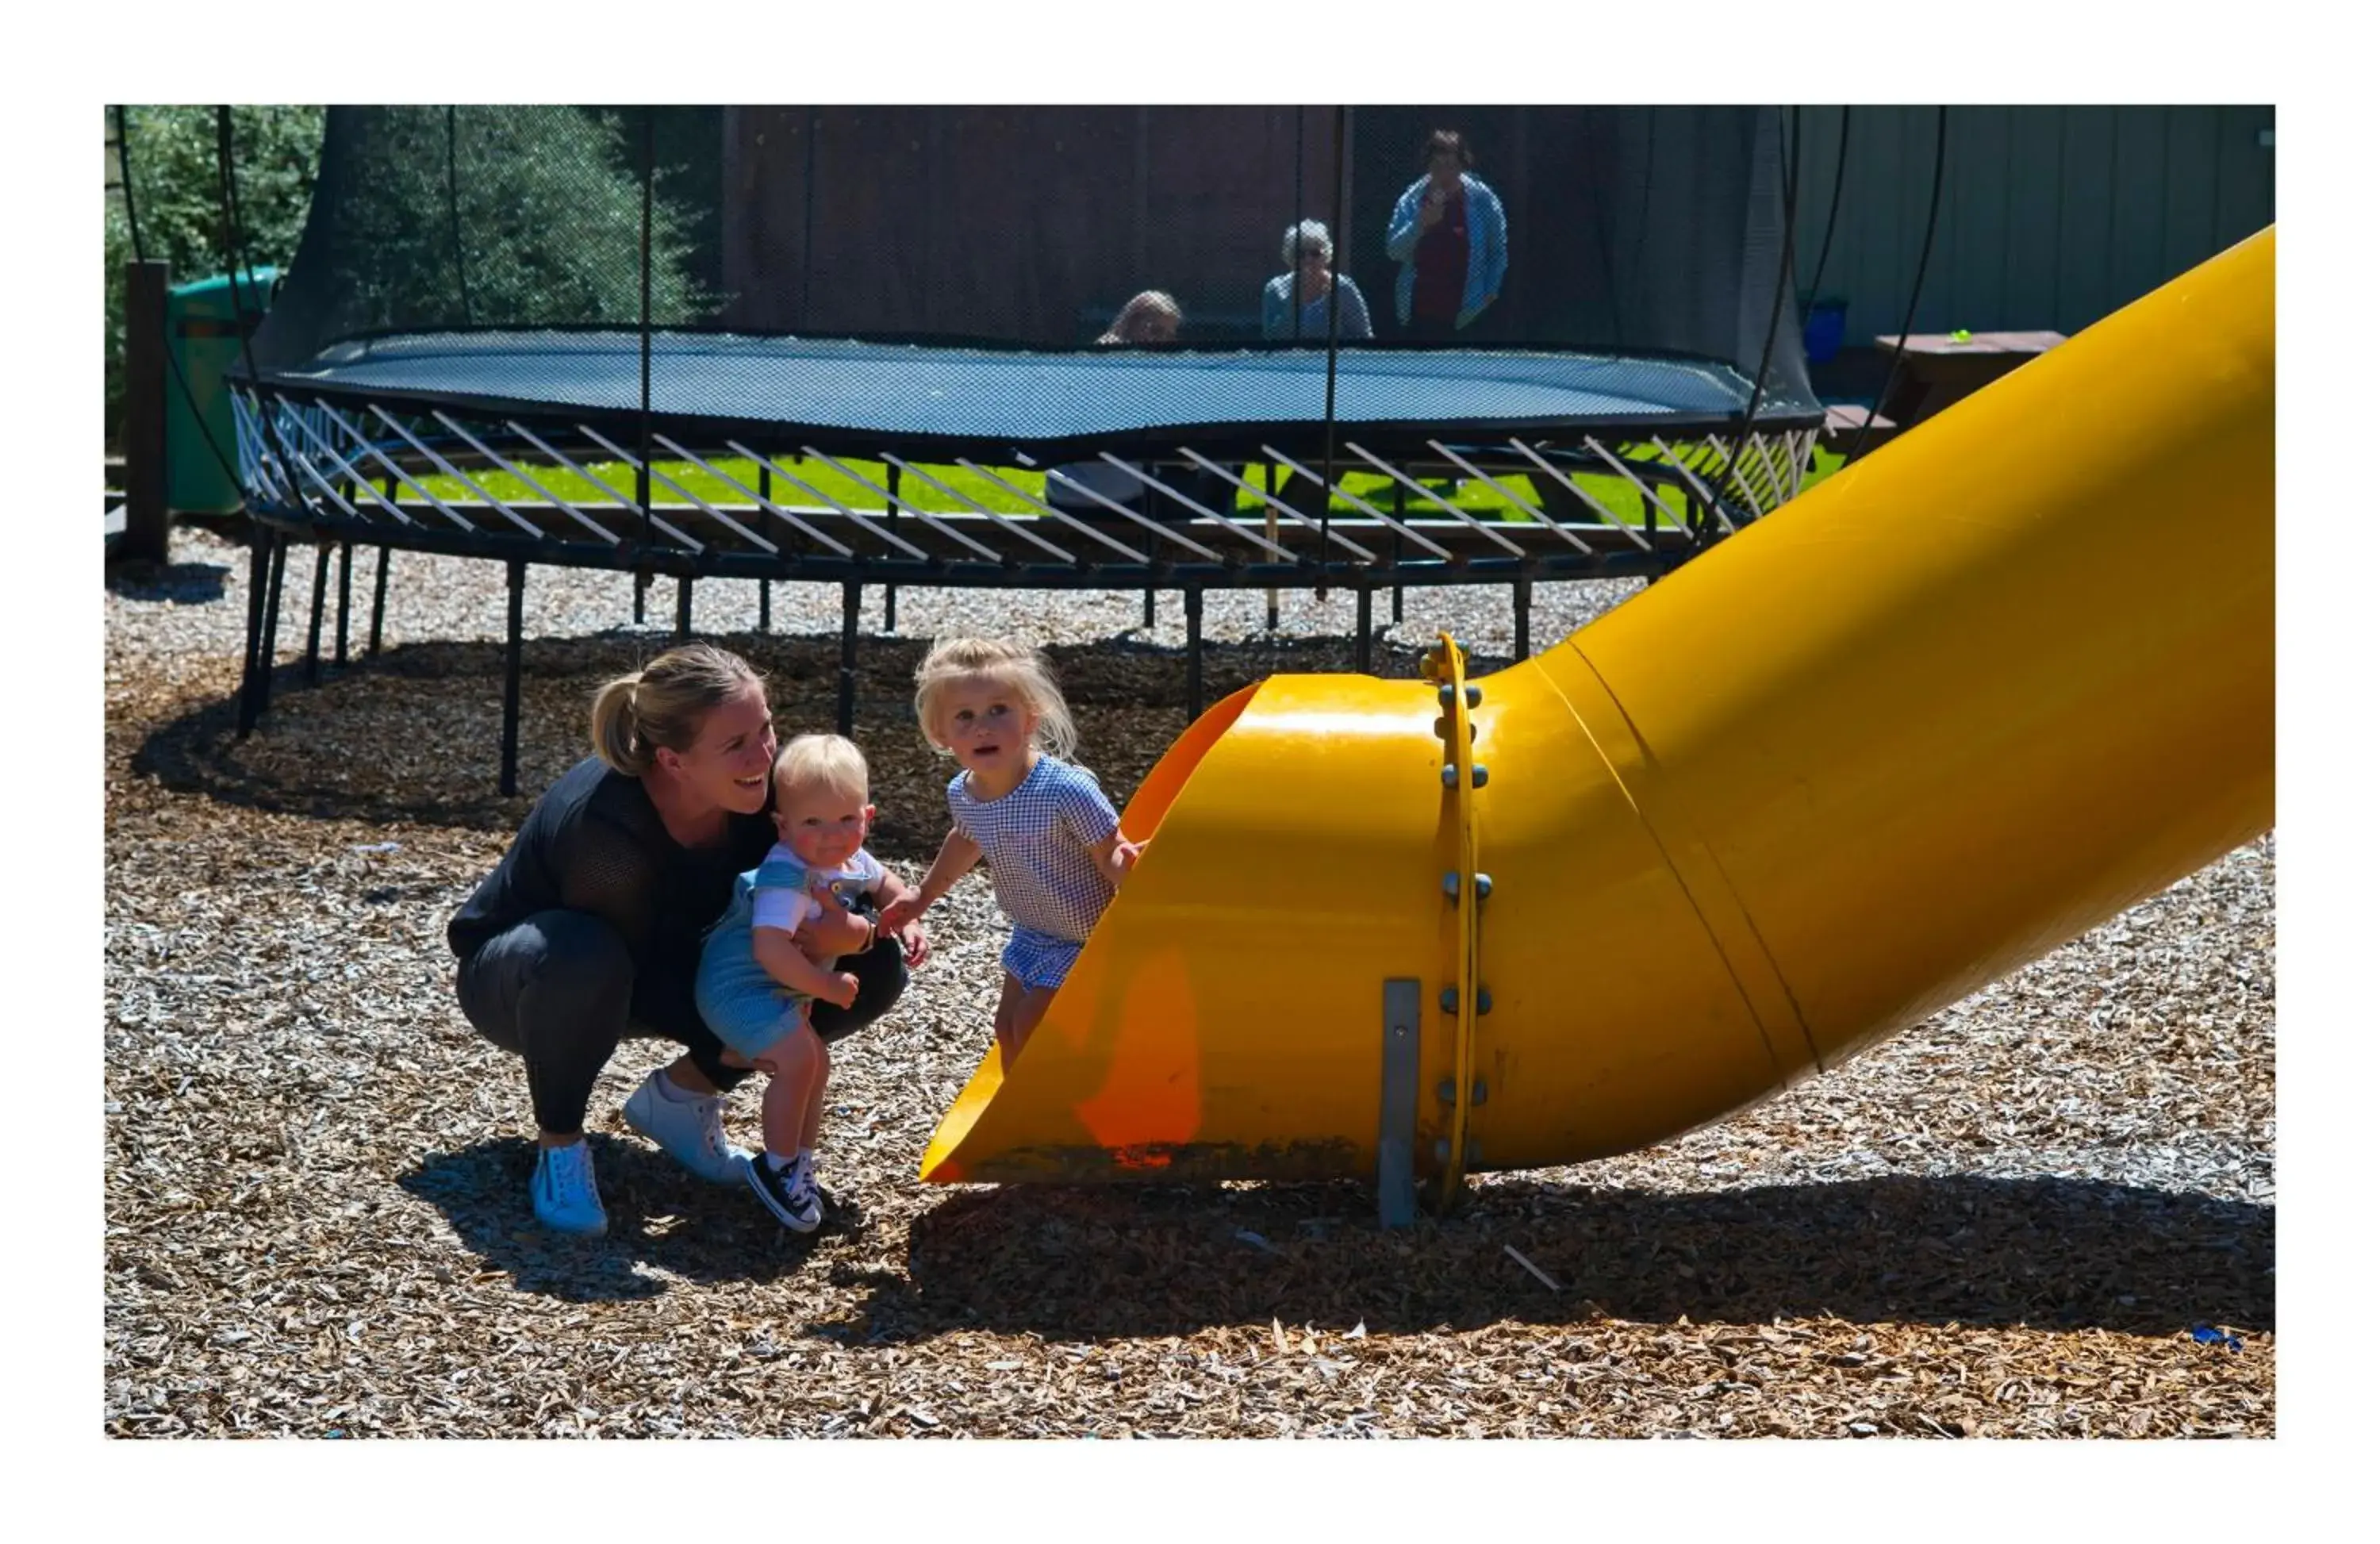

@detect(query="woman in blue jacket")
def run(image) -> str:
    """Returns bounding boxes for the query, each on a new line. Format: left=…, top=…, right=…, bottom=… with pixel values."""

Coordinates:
left=1384, top=129, right=1508, bottom=340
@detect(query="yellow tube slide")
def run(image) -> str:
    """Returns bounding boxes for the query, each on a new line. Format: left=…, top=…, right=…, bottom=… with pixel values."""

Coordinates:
left=921, top=228, right=2274, bottom=1188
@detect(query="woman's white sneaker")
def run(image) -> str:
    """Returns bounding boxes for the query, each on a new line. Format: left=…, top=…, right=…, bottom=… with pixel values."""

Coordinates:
left=530, top=1141, right=608, bottom=1236
left=623, top=1068, right=750, bottom=1185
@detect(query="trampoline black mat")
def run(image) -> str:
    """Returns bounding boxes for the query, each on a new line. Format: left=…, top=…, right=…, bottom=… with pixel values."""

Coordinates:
left=255, top=331, right=1820, bottom=451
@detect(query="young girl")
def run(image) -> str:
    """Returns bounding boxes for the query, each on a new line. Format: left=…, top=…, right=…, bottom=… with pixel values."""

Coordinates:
left=695, top=734, right=918, bottom=1231
left=878, top=638, right=1141, bottom=1066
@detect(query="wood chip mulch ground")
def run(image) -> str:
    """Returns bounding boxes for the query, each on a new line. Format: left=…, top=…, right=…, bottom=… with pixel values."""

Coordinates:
left=102, top=531, right=2274, bottom=1438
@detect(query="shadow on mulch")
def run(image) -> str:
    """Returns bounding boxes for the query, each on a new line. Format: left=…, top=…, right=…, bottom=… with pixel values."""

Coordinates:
left=106, top=555, right=232, bottom=603
left=839, top=1174, right=2273, bottom=1343
left=397, top=1135, right=864, bottom=1303
left=125, top=627, right=1486, bottom=854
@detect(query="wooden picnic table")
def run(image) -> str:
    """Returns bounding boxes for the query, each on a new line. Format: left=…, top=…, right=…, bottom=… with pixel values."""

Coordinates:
left=1874, top=330, right=2066, bottom=430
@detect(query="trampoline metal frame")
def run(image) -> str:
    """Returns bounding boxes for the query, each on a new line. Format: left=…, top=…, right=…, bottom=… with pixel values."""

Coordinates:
left=230, top=379, right=1817, bottom=794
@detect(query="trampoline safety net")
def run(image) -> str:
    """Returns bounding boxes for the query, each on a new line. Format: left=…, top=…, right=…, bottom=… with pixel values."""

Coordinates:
left=247, top=105, right=1821, bottom=457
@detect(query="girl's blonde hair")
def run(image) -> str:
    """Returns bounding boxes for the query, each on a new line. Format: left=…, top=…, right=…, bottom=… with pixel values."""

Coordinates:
left=1097, top=290, right=1182, bottom=345
left=913, top=636, right=1077, bottom=762
left=772, top=732, right=870, bottom=805
left=589, top=643, right=764, bottom=776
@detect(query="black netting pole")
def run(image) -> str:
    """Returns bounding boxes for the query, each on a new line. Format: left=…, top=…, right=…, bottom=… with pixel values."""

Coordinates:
left=447, top=106, right=473, bottom=325
left=638, top=107, right=656, bottom=559
left=800, top=107, right=819, bottom=330
left=1319, top=103, right=1349, bottom=602
left=113, top=106, right=245, bottom=504
left=1714, top=105, right=1802, bottom=519
left=1292, top=108, right=1305, bottom=320
left=1851, top=107, right=1949, bottom=463
left=213, top=108, right=300, bottom=556
left=1801, top=106, right=1852, bottom=325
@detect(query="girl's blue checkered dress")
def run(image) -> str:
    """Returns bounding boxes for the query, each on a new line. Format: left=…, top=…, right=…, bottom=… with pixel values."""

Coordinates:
left=948, top=755, right=1122, bottom=990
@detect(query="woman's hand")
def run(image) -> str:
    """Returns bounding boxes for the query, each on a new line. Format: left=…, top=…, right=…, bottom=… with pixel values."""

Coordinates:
left=895, top=919, right=931, bottom=968
left=790, top=902, right=870, bottom=959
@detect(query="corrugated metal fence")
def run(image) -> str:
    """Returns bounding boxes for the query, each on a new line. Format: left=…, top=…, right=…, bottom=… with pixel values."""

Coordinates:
left=1795, top=106, right=2274, bottom=345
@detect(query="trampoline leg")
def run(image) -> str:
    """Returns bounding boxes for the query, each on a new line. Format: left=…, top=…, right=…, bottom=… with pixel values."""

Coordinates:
left=305, top=542, right=328, bottom=688
left=1144, top=586, right=1156, bottom=629
left=1356, top=584, right=1373, bottom=674
left=334, top=540, right=353, bottom=668
left=884, top=465, right=900, bottom=634
left=634, top=570, right=648, bottom=626
left=255, top=534, right=290, bottom=724
left=368, top=544, right=390, bottom=658
left=756, top=468, right=774, bottom=633
left=837, top=578, right=861, bottom=738
left=1264, top=463, right=1280, bottom=632
left=1184, top=586, right=1204, bottom=724
left=236, top=529, right=270, bottom=738
left=501, top=559, right=525, bottom=798
left=1514, top=579, right=1532, bottom=661
left=676, top=576, right=693, bottom=641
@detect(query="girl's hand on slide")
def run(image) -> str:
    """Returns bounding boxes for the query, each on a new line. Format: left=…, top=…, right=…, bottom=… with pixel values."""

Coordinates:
left=1115, top=838, right=1146, bottom=872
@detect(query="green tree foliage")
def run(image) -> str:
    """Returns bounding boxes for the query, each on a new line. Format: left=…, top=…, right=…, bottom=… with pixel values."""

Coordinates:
left=317, top=106, right=714, bottom=333
left=105, top=106, right=716, bottom=447
left=105, top=106, right=323, bottom=444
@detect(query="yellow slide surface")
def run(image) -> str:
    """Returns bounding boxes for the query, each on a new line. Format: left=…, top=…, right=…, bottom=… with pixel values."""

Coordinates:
left=922, top=228, right=2274, bottom=1189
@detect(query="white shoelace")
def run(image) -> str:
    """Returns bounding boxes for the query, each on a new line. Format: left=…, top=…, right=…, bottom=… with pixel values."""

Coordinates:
left=690, top=1096, right=730, bottom=1161
left=543, top=1145, right=599, bottom=1208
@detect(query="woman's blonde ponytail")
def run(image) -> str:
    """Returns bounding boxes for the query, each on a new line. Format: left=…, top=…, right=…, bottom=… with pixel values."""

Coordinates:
left=588, top=643, right=764, bottom=777
left=589, top=670, right=650, bottom=775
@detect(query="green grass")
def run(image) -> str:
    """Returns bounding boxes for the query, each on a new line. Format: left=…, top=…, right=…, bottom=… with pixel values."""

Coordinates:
left=411, top=442, right=1848, bottom=532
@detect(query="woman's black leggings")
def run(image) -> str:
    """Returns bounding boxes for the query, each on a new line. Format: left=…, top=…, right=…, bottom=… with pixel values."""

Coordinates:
left=454, top=908, right=908, bottom=1135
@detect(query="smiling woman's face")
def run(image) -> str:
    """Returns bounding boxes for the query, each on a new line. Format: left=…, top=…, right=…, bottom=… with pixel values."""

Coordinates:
left=658, top=680, right=777, bottom=815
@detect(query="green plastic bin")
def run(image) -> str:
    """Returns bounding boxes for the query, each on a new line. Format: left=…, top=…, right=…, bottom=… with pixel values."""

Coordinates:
left=165, top=267, right=278, bottom=514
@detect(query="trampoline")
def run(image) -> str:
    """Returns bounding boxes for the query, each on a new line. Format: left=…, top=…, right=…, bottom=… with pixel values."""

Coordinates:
left=265, top=332, right=1802, bottom=450
left=208, top=105, right=1829, bottom=789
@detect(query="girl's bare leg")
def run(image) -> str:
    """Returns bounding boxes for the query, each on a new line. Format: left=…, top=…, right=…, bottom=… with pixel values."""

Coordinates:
left=992, top=973, right=1058, bottom=1068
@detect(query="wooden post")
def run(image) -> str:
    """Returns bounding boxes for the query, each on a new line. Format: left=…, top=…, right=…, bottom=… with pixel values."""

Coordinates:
left=121, top=259, right=171, bottom=565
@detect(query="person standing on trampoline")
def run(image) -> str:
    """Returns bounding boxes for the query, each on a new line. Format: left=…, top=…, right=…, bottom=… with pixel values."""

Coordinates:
left=1385, top=129, right=1508, bottom=341
left=878, top=639, right=1142, bottom=1067
left=447, top=643, right=916, bottom=1237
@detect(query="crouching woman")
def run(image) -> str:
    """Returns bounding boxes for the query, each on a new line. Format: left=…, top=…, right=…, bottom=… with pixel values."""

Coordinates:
left=445, top=643, right=913, bottom=1235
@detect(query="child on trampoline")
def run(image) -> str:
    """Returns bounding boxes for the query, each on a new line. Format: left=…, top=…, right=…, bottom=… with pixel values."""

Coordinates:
left=878, top=638, right=1142, bottom=1067
left=695, top=733, right=913, bottom=1232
